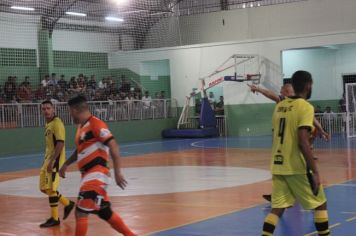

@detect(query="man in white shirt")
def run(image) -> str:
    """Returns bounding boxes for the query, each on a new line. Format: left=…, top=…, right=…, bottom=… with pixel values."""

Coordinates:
left=142, top=91, right=152, bottom=108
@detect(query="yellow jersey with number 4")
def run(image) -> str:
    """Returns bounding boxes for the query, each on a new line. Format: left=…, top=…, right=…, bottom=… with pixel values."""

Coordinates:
left=271, top=97, right=314, bottom=175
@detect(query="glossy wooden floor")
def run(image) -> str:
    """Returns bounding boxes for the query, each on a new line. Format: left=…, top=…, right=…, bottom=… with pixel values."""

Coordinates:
left=0, top=146, right=355, bottom=236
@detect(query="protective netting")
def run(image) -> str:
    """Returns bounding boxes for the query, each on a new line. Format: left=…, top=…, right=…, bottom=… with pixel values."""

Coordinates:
left=0, top=0, right=308, bottom=104
left=345, top=83, right=356, bottom=138
left=0, top=0, right=344, bottom=138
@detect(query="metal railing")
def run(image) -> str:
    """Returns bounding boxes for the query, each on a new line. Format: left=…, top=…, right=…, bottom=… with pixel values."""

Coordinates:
left=315, top=112, right=350, bottom=135
left=0, top=99, right=178, bottom=128
left=184, top=115, right=227, bottom=136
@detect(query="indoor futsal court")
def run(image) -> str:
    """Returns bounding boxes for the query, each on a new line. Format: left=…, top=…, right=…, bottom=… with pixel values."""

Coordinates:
left=1, top=0, right=356, bottom=236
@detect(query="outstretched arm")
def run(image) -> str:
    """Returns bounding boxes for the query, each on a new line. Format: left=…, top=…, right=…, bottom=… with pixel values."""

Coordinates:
left=248, top=84, right=280, bottom=103
left=313, top=118, right=329, bottom=141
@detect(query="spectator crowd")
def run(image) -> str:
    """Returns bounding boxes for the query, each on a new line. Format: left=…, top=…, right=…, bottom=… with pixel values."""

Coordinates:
left=0, top=73, right=166, bottom=104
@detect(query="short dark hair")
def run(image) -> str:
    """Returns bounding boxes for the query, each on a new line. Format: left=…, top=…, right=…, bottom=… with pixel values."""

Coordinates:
left=291, top=70, right=313, bottom=94
left=68, top=95, right=88, bottom=112
left=41, top=100, right=53, bottom=106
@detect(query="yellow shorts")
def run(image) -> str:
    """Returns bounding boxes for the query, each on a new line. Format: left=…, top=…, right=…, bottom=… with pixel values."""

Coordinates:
left=39, top=168, right=60, bottom=192
left=271, top=174, right=327, bottom=210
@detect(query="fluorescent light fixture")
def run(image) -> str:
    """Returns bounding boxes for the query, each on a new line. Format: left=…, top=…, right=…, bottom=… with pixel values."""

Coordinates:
left=150, top=11, right=170, bottom=16
left=66, top=12, right=87, bottom=17
left=11, top=6, right=35, bottom=11
left=121, top=10, right=148, bottom=14
left=242, top=3, right=246, bottom=8
left=250, top=3, right=254, bottom=7
left=257, top=2, right=261, bottom=7
left=115, top=0, right=127, bottom=4
left=105, top=16, right=124, bottom=22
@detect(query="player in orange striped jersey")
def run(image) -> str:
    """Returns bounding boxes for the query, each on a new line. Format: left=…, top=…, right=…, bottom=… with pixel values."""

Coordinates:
left=59, top=95, right=136, bottom=236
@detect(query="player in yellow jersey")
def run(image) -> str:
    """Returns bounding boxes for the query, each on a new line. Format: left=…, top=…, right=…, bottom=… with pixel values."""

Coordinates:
left=39, top=100, right=75, bottom=227
left=248, top=83, right=329, bottom=202
left=261, top=71, right=330, bottom=236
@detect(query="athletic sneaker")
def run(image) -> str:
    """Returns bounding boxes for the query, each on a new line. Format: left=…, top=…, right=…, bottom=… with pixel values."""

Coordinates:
left=40, top=217, right=60, bottom=227
left=63, top=201, right=75, bottom=220
left=262, top=194, right=272, bottom=202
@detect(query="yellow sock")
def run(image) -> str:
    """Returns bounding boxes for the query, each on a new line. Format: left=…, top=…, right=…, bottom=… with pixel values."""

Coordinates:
left=57, top=191, right=70, bottom=206
left=48, top=194, right=59, bottom=221
left=314, top=210, right=330, bottom=236
left=262, top=213, right=279, bottom=236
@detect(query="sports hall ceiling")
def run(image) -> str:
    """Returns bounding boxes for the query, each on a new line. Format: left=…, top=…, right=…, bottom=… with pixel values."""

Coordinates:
left=0, top=0, right=308, bottom=19
left=0, top=0, right=307, bottom=49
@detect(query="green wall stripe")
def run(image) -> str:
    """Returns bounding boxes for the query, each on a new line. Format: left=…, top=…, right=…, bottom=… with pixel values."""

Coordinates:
left=53, top=51, right=108, bottom=68
left=0, top=118, right=177, bottom=157
left=0, top=48, right=36, bottom=67
left=226, top=99, right=340, bottom=136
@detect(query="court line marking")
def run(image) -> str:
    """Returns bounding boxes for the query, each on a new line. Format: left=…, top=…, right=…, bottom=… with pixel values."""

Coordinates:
left=304, top=223, right=341, bottom=236
left=190, top=140, right=271, bottom=150
left=341, top=211, right=356, bottom=214
left=334, top=184, right=356, bottom=187
left=346, top=216, right=356, bottom=222
left=0, top=232, right=16, bottom=236
left=142, top=202, right=269, bottom=236
left=0, top=139, right=198, bottom=161
left=145, top=178, right=356, bottom=236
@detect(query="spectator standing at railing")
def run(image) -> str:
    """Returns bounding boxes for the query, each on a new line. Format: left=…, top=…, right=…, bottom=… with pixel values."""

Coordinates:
left=34, top=84, right=47, bottom=102
left=208, top=91, right=216, bottom=110
left=154, top=92, right=160, bottom=99
left=69, top=77, right=77, bottom=88
left=323, top=106, right=337, bottom=119
left=21, top=76, right=31, bottom=88
left=78, top=78, right=86, bottom=93
left=98, top=78, right=106, bottom=90
left=0, top=85, right=4, bottom=100
left=120, top=76, right=131, bottom=93
left=12, top=76, right=18, bottom=87
left=160, top=91, right=165, bottom=99
left=323, top=107, right=337, bottom=120
left=17, top=83, right=32, bottom=103
left=109, top=81, right=120, bottom=97
left=142, top=91, right=152, bottom=109
left=107, top=76, right=114, bottom=87
left=87, top=75, right=97, bottom=100
left=323, top=106, right=337, bottom=134
left=315, top=105, right=322, bottom=114
left=41, top=75, right=50, bottom=87
left=87, top=75, right=97, bottom=90
left=215, top=96, right=224, bottom=115
left=4, top=76, right=17, bottom=102
left=57, top=75, right=67, bottom=90
left=48, top=73, right=58, bottom=86
left=339, top=94, right=346, bottom=112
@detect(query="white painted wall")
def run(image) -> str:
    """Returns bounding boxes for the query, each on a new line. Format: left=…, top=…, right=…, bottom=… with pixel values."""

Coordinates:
left=145, top=0, right=356, bottom=47
left=0, top=12, right=129, bottom=53
left=110, top=30, right=356, bottom=106
left=335, top=44, right=356, bottom=78
left=140, top=60, right=170, bottom=76
left=0, top=13, right=39, bottom=49
left=111, top=0, right=356, bottom=106
left=52, top=30, right=121, bottom=53
left=283, top=44, right=356, bottom=101
left=282, top=48, right=338, bottom=101
left=144, top=16, right=181, bottom=49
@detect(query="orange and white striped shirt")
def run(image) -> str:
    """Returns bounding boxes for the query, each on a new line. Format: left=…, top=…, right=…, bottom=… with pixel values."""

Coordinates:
left=75, top=116, right=114, bottom=187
